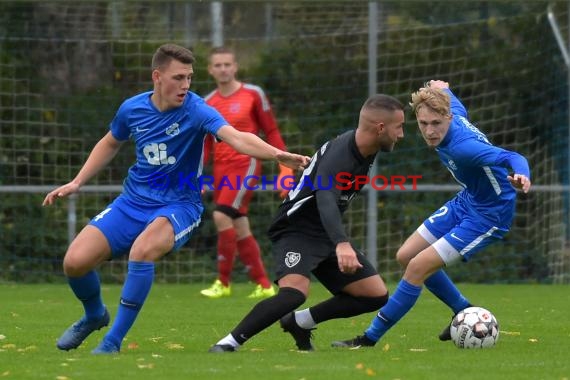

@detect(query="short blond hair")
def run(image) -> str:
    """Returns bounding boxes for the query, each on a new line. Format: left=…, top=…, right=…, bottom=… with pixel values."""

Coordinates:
left=410, top=85, right=450, bottom=117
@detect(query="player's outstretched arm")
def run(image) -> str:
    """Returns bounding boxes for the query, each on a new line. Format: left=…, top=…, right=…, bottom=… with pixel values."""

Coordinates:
left=507, top=173, right=531, bottom=193
left=275, top=164, right=295, bottom=198
left=495, top=150, right=531, bottom=194
left=216, top=125, right=309, bottom=170
left=426, top=79, right=449, bottom=89
left=43, top=132, right=123, bottom=206
left=425, top=79, right=468, bottom=118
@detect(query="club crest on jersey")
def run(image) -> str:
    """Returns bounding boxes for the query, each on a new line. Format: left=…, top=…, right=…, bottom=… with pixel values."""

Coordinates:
left=285, top=251, right=301, bottom=268
left=165, top=122, right=180, bottom=136
left=229, top=103, right=241, bottom=113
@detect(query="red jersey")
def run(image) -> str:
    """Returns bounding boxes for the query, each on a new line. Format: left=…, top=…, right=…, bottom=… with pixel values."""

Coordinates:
left=204, top=83, right=286, bottom=164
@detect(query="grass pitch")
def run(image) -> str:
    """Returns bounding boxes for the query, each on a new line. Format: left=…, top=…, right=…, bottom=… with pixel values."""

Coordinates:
left=0, top=283, right=568, bottom=380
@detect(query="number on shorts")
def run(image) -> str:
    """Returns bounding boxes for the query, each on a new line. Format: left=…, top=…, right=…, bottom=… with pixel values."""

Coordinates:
left=428, top=206, right=448, bottom=224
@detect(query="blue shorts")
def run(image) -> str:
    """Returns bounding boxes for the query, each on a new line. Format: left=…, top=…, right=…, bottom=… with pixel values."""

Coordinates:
left=88, top=194, right=203, bottom=258
left=418, top=196, right=510, bottom=265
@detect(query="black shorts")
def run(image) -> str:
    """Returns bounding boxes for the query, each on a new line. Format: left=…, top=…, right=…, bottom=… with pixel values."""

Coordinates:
left=272, top=233, right=379, bottom=294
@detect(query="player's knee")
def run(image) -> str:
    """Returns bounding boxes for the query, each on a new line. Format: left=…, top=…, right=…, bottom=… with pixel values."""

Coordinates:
left=62, top=255, right=90, bottom=277
left=214, top=205, right=243, bottom=220
left=396, top=247, right=412, bottom=267
left=404, top=257, right=432, bottom=283
left=129, top=244, right=161, bottom=262
left=278, top=287, right=307, bottom=309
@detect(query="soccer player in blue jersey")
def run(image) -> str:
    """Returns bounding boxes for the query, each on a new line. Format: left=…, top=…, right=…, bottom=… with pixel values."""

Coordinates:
left=332, top=80, right=531, bottom=348
left=42, top=43, right=308, bottom=355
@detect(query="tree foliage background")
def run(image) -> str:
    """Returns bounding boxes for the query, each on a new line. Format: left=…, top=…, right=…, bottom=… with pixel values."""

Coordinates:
left=1, top=1, right=568, bottom=283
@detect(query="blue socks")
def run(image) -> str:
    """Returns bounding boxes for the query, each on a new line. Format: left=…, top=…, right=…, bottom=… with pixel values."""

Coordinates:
left=365, top=279, right=422, bottom=342
left=363, top=271, right=470, bottom=342
left=424, top=270, right=470, bottom=314
left=68, top=270, right=105, bottom=320
left=104, top=261, right=155, bottom=348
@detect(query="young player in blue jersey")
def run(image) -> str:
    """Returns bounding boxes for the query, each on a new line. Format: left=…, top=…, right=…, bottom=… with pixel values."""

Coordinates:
left=42, top=44, right=309, bottom=355
left=332, top=80, right=532, bottom=348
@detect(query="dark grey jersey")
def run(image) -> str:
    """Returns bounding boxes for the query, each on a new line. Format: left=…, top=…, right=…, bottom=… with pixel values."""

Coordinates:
left=268, top=130, right=376, bottom=243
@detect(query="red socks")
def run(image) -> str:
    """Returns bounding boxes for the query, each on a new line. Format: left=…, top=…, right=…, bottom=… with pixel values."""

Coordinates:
left=217, top=228, right=237, bottom=286
left=217, top=229, right=271, bottom=288
left=237, top=235, right=271, bottom=288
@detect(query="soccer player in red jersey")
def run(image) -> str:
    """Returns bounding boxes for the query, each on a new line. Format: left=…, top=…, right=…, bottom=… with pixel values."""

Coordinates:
left=200, top=46, right=293, bottom=299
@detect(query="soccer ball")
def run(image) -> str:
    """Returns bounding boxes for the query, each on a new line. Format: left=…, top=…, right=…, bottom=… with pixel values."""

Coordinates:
left=450, top=306, right=499, bottom=349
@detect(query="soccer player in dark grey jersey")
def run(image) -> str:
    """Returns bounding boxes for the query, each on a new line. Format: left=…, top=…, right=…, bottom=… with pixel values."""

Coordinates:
left=209, top=94, right=405, bottom=352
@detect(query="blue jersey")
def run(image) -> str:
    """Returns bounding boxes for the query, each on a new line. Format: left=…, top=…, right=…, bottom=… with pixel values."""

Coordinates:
left=435, top=89, right=530, bottom=226
left=110, top=91, right=227, bottom=205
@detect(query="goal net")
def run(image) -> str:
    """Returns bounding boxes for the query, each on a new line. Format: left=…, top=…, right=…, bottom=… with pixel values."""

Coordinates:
left=1, top=2, right=568, bottom=284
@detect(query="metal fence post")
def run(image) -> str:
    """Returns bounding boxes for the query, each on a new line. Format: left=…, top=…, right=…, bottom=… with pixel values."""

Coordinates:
left=67, top=194, right=77, bottom=245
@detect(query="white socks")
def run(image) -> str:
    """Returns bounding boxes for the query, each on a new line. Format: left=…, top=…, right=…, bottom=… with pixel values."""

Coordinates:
left=216, top=333, right=240, bottom=348
left=294, top=309, right=316, bottom=329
